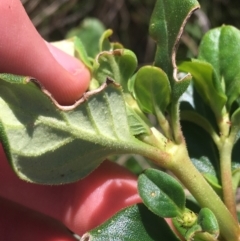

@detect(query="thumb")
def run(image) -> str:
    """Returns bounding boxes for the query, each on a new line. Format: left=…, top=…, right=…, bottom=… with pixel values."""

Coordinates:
left=0, top=0, right=90, bottom=105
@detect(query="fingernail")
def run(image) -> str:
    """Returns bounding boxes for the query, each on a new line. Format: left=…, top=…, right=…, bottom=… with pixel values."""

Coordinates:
left=45, top=41, right=85, bottom=76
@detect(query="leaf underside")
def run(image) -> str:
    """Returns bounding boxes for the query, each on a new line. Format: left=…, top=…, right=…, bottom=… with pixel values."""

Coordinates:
left=0, top=75, right=148, bottom=184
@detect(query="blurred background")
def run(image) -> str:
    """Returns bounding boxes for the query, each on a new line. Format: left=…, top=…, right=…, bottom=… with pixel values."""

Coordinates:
left=22, top=0, right=240, bottom=65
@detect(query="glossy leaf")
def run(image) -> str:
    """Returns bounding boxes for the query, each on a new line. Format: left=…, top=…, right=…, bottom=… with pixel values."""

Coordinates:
left=178, top=59, right=227, bottom=116
left=198, top=25, right=240, bottom=109
left=133, top=66, right=171, bottom=114
left=0, top=74, right=153, bottom=184
left=191, top=157, right=216, bottom=176
left=149, top=0, right=199, bottom=78
left=93, top=49, right=137, bottom=92
left=138, top=168, right=185, bottom=217
left=191, top=157, right=221, bottom=195
left=198, top=208, right=219, bottom=238
left=81, top=204, right=181, bottom=241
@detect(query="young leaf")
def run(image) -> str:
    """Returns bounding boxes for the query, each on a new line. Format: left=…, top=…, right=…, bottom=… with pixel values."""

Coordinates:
left=81, top=204, right=181, bottom=241
left=198, top=208, right=219, bottom=238
left=149, top=0, right=200, bottom=79
left=173, top=208, right=219, bottom=241
left=66, top=18, right=106, bottom=58
left=99, top=29, right=113, bottom=51
left=73, top=37, right=93, bottom=71
left=0, top=74, right=155, bottom=184
left=133, top=66, right=171, bottom=115
left=93, top=49, right=137, bottom=92
left=172, top=75, right=192, bottom=102
left=178, top=59, right=227, bottom=116
left=138, top=168, right=185, bottom=218
left=172, top=209, right=199, bottom=241
left=126, top=106, right=151, bottom=136
left=198, top=25, right=240, bottom=109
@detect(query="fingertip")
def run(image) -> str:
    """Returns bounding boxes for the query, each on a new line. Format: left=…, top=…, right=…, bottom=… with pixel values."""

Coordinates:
left=42, top=42, right=91, bottom=105
left=63, top=161, right=142, bottom=235
left=0, top=147, right=141, bottom=237
left=0, top=0, right=91, bottom=105
left=0, top=197, right=77, bottom=241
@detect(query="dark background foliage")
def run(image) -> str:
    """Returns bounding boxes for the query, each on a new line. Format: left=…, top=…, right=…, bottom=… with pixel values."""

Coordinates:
left=22, top=0, right=240, bottom=65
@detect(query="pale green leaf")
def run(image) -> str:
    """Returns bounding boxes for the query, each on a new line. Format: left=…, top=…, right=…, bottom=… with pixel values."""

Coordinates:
left=0, top=74, right=153, bottom=184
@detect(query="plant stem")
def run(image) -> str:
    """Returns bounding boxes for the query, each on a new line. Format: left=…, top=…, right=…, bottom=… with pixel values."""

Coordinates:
left=155, top=106, right=173, bottom=140
left=215, top=112, right=237, bottom=220
left=170, top=102, right=182, bottom=144
left=218, top=139, right=237, bottom=221
left=168, top=144, right=240, bottom=241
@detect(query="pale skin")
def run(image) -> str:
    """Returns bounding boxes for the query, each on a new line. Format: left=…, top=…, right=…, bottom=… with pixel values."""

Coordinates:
left=0, top=0, right=141, bottom=240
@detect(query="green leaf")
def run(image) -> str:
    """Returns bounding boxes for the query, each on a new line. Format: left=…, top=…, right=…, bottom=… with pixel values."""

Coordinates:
left=198, top=25, right=240, bottom=109
left=66, top=18, right=106, bottom=58
left=172, top=75, right=192, bottom=102
left=93, top=49, right=138, bottom=92
left=99, top=29, right=113, bottom=51
left=191, top=157, right=216, bottom=176
left=73, top=37, right=92, bottom=71
left=198, top=208, right=219, bottom=238
left=82, top=204, right=181, bottom=241
left=126, top=106, right=151, bottom=136
left=191, top=157, right=222, bottom=195
left=230, top=107, right=240, bottom=143
left=138, top=168, right=185, bottom=218
left=133, top=66, right=171, bottom=114
left=149, top=0, right=200, bottom=79
left=180, top=109, right=219, bottom=144
left=203, top=174, right=222, bottom=196
left=178, top=59, right=227, bottom=116
left=0, top=74, right=153, bottom=184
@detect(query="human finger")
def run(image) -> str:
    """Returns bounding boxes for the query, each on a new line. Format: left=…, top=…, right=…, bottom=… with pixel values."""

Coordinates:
left=0, top=145, right=141, bottom=236
left=0, top=197, right=78, bottom=241
left=0, top=0, right=90, bottom=104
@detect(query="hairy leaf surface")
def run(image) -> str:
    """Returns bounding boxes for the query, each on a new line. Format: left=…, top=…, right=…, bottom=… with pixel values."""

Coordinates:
left=0, top=74, right=153, bottom=184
